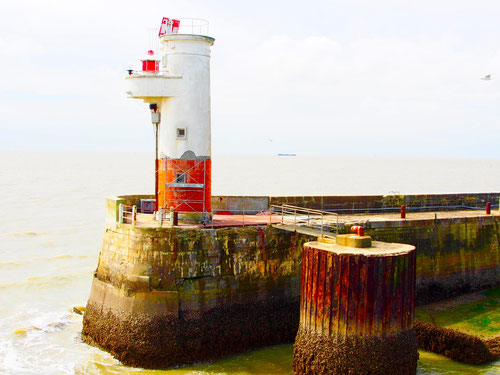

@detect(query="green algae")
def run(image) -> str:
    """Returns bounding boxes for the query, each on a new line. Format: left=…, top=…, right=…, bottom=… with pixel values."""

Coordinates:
left=417, top=351, right=498, bottom=374
left=415, top=287, right=500, bottom=338
left=77, top=345, right=500, bottom=375
left=484, top=288, right=500, bottom=298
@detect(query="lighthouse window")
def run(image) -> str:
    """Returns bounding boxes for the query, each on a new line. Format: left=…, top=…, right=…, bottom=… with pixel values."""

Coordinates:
left=175, top=173, right=186, bottom=184
left=176, top=128, right=186, bottom=139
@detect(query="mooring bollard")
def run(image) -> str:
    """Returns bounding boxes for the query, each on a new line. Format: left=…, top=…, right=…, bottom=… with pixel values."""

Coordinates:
left=118, top=203, right=124, bottom=223
left=168, top=207, right=178, bottom=227
left=293, top=234, right=418, bottom=375
left=158, top=207, right=163, bottom=227
left=351, top=225, right=364, bottom=236
left=486, top=202, right=491, bottom=215
left=401, top=204, right=406, bottom=219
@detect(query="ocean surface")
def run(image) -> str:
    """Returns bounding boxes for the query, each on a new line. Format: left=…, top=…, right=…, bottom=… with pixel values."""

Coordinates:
left=0, top=150, right=499, bottom=375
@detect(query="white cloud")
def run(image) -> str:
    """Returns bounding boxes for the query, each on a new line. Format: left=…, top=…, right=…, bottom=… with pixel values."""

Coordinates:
left=2, top=0, right=500, bottom=156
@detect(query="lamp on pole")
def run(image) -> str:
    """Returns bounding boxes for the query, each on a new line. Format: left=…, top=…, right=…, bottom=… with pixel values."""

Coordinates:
left=149, top=103, right=160, bottom=212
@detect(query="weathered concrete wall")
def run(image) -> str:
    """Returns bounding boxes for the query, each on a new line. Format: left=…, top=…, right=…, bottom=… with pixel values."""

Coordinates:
left=82, top=224, right=314, bottom=368
left=270, top=193, right=500, bottom=212
left=212, top=195, right=269, bottom=214
left=110, top=193, right=500, bottom=215
left=212, top=192, right=498, bottom=214
left=363, top=216, right=500, bottom=305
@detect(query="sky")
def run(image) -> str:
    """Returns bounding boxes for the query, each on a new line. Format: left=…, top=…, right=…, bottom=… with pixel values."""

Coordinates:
left=1, top=0, right=500, bottom=157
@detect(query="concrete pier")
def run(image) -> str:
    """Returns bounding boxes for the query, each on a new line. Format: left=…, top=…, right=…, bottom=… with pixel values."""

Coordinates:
left=81, top=194, right=499, bottom=368
left=81, top=224, right=313, bottom=369
left=293, top=236, right=418, bottom=375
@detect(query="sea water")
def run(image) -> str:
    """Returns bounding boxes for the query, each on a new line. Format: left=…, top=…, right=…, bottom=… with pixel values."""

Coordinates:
left=0, top=150, right=499, bottom=374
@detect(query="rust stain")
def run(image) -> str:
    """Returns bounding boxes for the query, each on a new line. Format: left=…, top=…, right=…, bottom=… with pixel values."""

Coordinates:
left=299, top=244, right=416, bottom=338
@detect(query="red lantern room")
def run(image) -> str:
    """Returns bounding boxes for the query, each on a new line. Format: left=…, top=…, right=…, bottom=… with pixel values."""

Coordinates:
left=141, top=50, right=159, bottom=72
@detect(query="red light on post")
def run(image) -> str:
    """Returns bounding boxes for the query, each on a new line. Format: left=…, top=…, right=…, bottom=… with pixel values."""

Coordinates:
left=351, top=225, right=364, bottom=236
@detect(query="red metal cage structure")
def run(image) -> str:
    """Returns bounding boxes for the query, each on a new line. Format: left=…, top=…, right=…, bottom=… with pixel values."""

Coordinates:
left=158, top=159, right=211, bottom=213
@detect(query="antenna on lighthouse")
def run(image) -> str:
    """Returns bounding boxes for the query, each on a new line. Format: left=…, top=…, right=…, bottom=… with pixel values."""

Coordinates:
left=146, top=28, right=159, bottom=55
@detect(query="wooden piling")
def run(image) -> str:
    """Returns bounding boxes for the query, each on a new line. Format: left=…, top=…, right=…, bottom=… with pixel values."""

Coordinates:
left=293, top=239, right=418, bottom=375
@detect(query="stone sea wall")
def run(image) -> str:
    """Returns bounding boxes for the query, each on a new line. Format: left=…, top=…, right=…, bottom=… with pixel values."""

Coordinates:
left=364, top=216, right=500, bottom=305
left=109, top=192, right=500, bottom=216
left=269, top=193, right=500, bottom=213
left=82, top=211, right=500, bottom=368
left=82, top=225, right=314, bottom=368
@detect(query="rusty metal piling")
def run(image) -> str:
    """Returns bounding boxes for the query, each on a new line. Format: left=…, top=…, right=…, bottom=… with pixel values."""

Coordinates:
left=293, top=235, right=418, bottom=375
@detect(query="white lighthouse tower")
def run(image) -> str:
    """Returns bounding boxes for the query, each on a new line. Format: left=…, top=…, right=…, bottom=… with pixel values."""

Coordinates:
left=125, top=19, right=214, bottom=218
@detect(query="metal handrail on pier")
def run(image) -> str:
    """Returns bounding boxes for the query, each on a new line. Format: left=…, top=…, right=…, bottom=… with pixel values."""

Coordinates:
left=270, top=204, right=339, bottom=238
left=118, top=204, right=137, bottom=225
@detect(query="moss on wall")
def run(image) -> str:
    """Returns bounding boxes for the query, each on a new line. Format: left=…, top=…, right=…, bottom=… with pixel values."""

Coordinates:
left=82, top=225, right=314, bottom=368
left=364, top=217, right=500, bottom=304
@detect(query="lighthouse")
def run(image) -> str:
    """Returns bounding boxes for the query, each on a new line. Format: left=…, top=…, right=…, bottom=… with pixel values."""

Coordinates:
left=125, top=19, right=214, bottom=220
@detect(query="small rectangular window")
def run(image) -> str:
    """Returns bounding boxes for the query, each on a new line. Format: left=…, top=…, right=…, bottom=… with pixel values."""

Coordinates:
left=176, top=128, right=186, bottom=139
left=175, top=173, right=186, bottom=183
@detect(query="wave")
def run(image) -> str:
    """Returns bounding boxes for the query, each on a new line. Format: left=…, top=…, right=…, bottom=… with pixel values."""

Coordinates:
left=0, top=254, right=77, bottom=269
left=2, top=226, right=80, bottom=238
left=1, top=309, right=83, bottom=375
left=2, top=231, right=47, bottom=237
left=31, top=254, right=73, bottom=261
left=0, top=261, right=21, bottom=267
left=0, top=270, right=92, bottom=290
left=26, top=273, right=78, bottom=286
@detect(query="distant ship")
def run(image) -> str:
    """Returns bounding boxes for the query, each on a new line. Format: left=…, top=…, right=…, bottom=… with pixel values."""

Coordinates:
left=277, top=153, right=297, bottom=156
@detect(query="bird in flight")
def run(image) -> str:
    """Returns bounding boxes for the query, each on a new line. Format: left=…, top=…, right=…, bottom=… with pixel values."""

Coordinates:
left=481, top=74, right=493, bottom=80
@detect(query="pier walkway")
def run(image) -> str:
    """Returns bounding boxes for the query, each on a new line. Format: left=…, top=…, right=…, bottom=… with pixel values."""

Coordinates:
left=129, top=207, right=500, bottom=236
left=272, top=208, right=500, bottom=238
